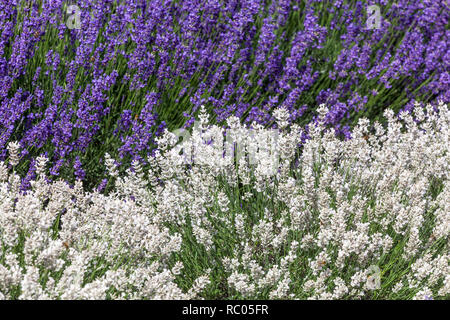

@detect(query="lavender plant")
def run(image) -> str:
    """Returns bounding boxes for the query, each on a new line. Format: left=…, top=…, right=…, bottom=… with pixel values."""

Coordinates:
left=0, top=1, right=449, bottom=188
left=0, top=102, right=448, bottom=300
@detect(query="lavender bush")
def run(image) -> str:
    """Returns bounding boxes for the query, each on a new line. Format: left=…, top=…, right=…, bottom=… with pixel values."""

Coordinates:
left=0, top=1, right=449, bottom=189
left=0, top=1, right=449, bottom=300
left=0, top=102, right=448, bottom=299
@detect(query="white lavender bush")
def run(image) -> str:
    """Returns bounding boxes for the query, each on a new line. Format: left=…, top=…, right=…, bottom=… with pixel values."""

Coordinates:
left=0, top=102, right=448, bottom=300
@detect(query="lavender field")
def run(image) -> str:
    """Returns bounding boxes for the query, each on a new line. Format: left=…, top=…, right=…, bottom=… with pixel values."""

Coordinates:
left=0, top=0, right=448, bottom=300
